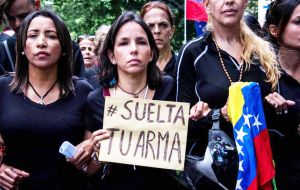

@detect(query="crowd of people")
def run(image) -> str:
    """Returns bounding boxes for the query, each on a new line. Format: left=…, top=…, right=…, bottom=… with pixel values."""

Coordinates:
left=0, top=0, right=299, bottom=190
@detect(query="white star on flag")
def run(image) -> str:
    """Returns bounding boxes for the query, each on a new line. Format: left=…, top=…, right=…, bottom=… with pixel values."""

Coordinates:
left=243, top=114, right=253, bottom=128
left=236, top=141, right=244, bottom=156
left=236, top=178, right=243, bottom=190
left=253, top=114, right=262, bottom=130
left=239, top=160, right=244, bottom=172
left=235, top=126, right=248, bottom=143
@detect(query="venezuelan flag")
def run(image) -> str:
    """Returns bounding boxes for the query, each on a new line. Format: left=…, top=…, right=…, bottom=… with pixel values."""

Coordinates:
left=228, top=82, right=275, bottom=190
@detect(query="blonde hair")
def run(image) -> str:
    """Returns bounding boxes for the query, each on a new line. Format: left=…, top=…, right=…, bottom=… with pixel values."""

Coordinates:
left=238, top=21, right=280, bottom=90
left=205, top=15, right=280, bottom=91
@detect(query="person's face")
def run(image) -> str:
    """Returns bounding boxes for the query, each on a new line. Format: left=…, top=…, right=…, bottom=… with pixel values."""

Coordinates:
left=6, top=0, right=35, bottom=32
left=205, top=0, right=247, bottom=28
left=143, top=8, right=174, bottom=51
left=108, top=21, right=152, bottom=77
left=79, top=39, right=96, bottom=68
left=281, top=4, right=300, bottom=51
left=24, top=16, right=61, bottom=70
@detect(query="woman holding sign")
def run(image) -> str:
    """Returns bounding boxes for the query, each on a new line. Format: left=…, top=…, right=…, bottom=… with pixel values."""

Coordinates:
left=175, top=0, right=280, bottom=189
left=84, top=11, right=182, bottom=190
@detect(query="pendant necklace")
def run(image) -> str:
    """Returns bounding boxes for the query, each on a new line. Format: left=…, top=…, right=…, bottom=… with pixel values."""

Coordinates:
left=115, top=84, right=148, bottom=99
left=212, top=37, right=244, bottom=84
left=28, top=80, right=57, bottom=105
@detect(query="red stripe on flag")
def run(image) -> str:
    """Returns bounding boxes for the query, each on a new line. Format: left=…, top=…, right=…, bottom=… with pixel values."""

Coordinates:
left=186, top=0, right=208, bottom=21
left=248, top=176, right=258, bottom=190
left=253, top=128, right=275, bottom=190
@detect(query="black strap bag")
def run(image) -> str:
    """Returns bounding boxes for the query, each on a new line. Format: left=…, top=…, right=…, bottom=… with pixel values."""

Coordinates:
left=174, top=109, right=238, bottom=190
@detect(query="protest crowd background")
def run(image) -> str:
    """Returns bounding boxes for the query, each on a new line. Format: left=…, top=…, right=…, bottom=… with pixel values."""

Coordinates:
left=0, top=0, right=299, bottom=190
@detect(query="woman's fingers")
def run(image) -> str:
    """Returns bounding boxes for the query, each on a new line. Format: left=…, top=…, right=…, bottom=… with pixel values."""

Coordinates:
left=91, top=130, right=111, bottom=151
left=0, top=166, right=29, bottom=190
left=189, top=101, right=210, bottom=120
left=221, top=103, right=230, bottom=122
left=0, top=169, right=15, bottom=190
left=265, top=92, right=295, bottom=114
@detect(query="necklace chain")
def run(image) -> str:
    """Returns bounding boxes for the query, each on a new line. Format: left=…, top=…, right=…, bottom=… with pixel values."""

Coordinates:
left=116, top=84, right=148, bottom=98
left=212, top=37, right=244, bottom=84
left=28, top=80, right=57, bottom=105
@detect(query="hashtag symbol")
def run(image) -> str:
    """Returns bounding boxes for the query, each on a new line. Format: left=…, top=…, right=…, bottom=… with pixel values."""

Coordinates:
left=107, top=105, right=118, bottom=117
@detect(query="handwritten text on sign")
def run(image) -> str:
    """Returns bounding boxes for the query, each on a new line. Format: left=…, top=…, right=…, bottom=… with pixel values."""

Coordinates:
left=99, top=97, right=190, bottom=171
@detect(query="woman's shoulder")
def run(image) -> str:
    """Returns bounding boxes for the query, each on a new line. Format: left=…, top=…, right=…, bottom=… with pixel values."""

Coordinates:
left=161, top=75, right=174, bottom=86
left=87, top=86, right=105, bottom=105
left=73, top=77, right=94, bottom=92
left=154, top=75, right=175, bottom=101
left=181, top=33, right=209, bottom=52
left=0, top=74, right=13, bottom=86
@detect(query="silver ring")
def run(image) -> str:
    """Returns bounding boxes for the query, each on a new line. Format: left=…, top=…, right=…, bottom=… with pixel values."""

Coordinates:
left=96, top=142, right=101, bottom=148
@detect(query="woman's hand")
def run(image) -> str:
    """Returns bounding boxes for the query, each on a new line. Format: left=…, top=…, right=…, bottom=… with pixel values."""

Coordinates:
left=80, top=129, right=111, bottom=176
left=265, top=92, right=295, bottom=114
left=91, top=129, right=111, bottom=153
left=221, top=103, right=230, bottom=122
left=0, top=164, right=29, bottom=190
left=67, top=139, right=94, bottom=171
left=189, top=101, right=211, bottom=121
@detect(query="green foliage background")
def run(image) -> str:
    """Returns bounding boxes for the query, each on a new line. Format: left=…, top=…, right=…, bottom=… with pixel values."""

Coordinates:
left=41, top=0, right=258, bottom=52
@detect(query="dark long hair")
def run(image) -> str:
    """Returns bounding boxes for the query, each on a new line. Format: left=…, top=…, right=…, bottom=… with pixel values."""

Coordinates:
left=99, top=11, right=162, bottom=89
left=263, top=0, right=300, bottom=49
left=10, top=10, right=74, bottom=97
left=0, top=0, right=7, bottom=25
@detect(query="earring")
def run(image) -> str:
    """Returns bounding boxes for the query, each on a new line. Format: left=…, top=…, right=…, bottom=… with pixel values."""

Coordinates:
left=62, top=53, right=66, bottom=56
left=21, top=51, right=25, bottom=55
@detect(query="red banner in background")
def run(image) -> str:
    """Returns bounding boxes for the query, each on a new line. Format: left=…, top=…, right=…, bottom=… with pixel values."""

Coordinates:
left=186, top=0, right=208, bottom=22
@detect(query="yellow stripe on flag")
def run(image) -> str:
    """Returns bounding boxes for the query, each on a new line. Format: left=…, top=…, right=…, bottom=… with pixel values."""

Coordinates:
left=228, top=82, right=250, bottom=126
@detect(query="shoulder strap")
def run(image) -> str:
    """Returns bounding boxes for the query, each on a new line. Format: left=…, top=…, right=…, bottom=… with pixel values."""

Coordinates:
left=211, top=109, right=220, bottom=130
left=3, top=40, right=15, bottom=71
left=103, top=87, right=111, bottom=96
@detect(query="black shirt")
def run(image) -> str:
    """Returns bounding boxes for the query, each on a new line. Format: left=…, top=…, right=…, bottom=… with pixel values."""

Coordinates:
left=0, top=75, right=93, bottom=190
left=85, top=65, right=100, bottom=89
left=175, top=31, right=272, bottom=139
left=163, top=51, right=177, bottom=78
left=269, top=71, right=300, bottom=189
left=85, top=76, right=182, bottom=190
